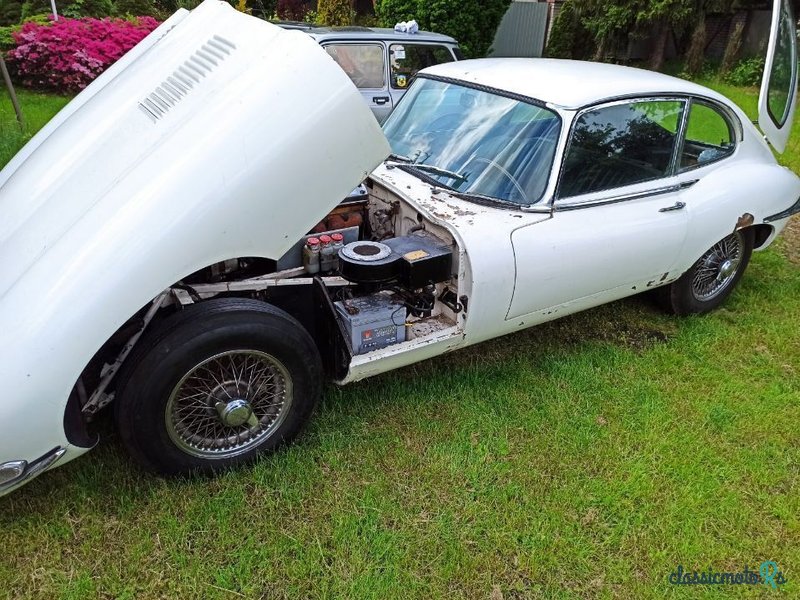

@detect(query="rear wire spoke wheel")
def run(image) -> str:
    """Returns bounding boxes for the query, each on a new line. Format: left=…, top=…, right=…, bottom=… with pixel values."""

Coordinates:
left=656, top=228, right=754, bottom=316
left=114, top=299, right=322, bottom=476
left=690, top=231, right=744, bottom=302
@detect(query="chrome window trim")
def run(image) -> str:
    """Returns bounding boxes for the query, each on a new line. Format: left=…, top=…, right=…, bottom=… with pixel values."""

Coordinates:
left=554, top=95, right=689, bottom=202
left=555, top=179, right=699, bottom=212
left=554, top=94, right=744, bottom=205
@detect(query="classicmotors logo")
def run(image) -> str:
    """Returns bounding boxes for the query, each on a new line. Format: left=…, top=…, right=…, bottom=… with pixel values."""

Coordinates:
left=669, top=562, right=787, bottom=589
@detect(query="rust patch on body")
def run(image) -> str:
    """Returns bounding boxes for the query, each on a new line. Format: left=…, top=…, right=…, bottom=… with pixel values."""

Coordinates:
left=735, top=213, right=755, bottom=230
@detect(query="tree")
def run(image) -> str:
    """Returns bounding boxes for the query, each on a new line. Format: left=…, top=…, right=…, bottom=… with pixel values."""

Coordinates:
left=375, top=0, right=512, bottom=58
left=545, top=0, right=593, bottom=60
left=318, top=0, right=354, bottom=26
left=277, top=0, right=308, bottom=21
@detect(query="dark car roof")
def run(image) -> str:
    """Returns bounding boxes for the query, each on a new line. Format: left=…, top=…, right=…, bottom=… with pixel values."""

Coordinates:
left=273, top=22, right=458, bottom=45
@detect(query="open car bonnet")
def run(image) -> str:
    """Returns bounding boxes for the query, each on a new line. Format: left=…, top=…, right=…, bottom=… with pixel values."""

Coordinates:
left=0, top=0, right=390, bottom=300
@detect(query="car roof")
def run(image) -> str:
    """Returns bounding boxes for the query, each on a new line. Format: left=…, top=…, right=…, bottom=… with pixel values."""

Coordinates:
left=422, top=58, right=732, bottom=110
left=272, top=22, right=458, bottom=45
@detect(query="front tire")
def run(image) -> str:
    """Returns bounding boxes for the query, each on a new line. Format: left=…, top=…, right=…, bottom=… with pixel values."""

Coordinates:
left=657, top=228, right=754, bottom=315
left=114, top=298, right=322, bottom=476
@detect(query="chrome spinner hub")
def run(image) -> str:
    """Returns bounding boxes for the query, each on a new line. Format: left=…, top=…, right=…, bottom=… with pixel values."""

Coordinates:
left=215, top=398, right=253, bottom=427
left=718, top=259, right=736, bottom=280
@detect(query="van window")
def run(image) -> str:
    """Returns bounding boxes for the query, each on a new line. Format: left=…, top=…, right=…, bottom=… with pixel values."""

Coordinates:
left=325, top=44, right=385, bottom=89
left=389, top=44, right=454, bottom=89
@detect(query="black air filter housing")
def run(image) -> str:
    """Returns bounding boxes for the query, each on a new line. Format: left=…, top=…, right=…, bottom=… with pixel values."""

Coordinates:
left=339, top=241, right=401, bottom=284
left=384, top=232, right=453, bottom=289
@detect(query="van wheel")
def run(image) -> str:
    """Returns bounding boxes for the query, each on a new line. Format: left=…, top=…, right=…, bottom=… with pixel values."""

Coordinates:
left=657, top=229, right=753, bottom=316
left=114, top=298, right=322, bottom=475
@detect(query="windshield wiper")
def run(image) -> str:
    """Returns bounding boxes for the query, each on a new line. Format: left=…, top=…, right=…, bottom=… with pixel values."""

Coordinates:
left=385, top=152, right=467, bottom=181
left=448, top=190, right=526, bottom=210
left=407, top=163, right=467, bottom=183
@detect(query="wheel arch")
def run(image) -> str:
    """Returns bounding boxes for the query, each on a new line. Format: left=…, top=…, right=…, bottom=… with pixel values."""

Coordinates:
left=749, top=223, right=776, bottom=250
left=66, top=255, right=343, bottom=430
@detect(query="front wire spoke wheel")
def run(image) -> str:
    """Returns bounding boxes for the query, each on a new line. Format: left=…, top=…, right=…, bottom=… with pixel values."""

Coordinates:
left=165, top=350, right=293, bottom=459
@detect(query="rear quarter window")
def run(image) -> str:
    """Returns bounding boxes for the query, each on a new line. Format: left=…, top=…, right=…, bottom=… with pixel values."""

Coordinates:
left=679, top=102, right=735, bottom=171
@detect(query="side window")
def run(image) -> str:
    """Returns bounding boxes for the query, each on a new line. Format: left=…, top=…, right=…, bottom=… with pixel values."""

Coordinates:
left=325, top=44, right=385, bottom=89
left=560, top=100, right=685, bottom=198
left=389, top=44, right=455, bottom=89
left=767, top=0, right=797, bottom=127
left=679, top=102, right=735, bottom=170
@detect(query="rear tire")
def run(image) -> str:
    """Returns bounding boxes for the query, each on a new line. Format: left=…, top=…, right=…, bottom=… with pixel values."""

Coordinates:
left=656, top=228, right=754, bottom=316
left=114, top=298, right=322, bottom=476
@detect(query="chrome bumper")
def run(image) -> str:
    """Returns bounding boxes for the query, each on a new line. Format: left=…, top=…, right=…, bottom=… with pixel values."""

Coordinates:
left=0, top=447, right=66, bottom=496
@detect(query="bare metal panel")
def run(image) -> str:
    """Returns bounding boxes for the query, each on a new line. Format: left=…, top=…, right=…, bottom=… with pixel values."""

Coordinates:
left=490, top=0, right=549, bottom=58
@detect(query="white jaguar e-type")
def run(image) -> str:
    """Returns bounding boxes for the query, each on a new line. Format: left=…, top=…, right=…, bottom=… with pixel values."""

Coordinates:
left=1, top=0, right=797, bottom=495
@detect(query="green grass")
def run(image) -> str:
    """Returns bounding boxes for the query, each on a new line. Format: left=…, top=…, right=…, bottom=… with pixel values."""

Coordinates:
left=0, top=88, right=70, bottom=168
left=0, top=82, right=798, bottom=599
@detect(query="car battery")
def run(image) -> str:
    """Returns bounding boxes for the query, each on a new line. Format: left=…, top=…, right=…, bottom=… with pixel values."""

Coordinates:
left=334, top=294, right=406, bottom=355
left=384, top=232, right=453, bottom=289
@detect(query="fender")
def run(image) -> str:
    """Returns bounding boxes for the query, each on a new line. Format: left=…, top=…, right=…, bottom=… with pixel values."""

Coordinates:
left=0, top=0, right=389, bottom=481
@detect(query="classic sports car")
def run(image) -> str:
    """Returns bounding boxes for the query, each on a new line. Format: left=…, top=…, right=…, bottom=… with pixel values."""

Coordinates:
left=0, top=0, right=797, bottom=496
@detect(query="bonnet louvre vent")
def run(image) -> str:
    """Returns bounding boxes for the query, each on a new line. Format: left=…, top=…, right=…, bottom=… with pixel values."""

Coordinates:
left=138, top=35, right=237, bottom=123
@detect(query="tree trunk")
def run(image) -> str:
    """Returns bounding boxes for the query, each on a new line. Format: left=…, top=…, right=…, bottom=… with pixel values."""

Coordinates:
left=649, top=21, right=669, bottom=72
left=685, top=17, right=706, bottom=76
left=593, top=35, right=606, bottom=62
left=0, top=54, right=24, bottom=130
left=720, top=18, right=745, bottom=75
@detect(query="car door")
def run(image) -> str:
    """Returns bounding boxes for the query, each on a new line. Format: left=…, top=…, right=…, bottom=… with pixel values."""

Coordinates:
left=508, top=97, right=694, bottom=320
left=323, top=42, right=393, bottom=121
left=758, top=0, right=798, bottom=153
left=388, top=43, right=457, bottom=109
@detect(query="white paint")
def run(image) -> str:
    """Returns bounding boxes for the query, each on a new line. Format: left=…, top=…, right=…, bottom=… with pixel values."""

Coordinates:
left=2, top=0, right=799, bottom=494
left=423, top=58, right=742, bottom=110
left=0, top=0, right=388, bottom=491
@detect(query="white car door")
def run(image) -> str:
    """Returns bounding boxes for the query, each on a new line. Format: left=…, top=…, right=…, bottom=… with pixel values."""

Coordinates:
left=758, top=0, right=798, bottom=153
left=508, top=97, right=693, bottom=320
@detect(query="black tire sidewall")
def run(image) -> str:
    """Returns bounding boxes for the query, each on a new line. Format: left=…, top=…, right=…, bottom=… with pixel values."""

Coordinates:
left=668, top=228, right=754, bottom=316
left=115, top=300, right=322, bottom=475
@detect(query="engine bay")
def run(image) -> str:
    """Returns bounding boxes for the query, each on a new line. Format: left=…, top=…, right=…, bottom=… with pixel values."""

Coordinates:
left=182, top=179, right=464, bottom=357
left=306, top=180, right=463, bottom=356
left=75, top=179, right=466, bottom=417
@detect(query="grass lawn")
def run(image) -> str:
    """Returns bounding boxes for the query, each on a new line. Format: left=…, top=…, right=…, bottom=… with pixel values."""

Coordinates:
left=0, top=81, right=798, bottom=599
left=0, top=88, right=70, bottom=169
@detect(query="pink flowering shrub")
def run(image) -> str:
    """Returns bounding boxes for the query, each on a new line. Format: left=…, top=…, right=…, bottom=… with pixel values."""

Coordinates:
left=8, top=16, right=160, bottom=92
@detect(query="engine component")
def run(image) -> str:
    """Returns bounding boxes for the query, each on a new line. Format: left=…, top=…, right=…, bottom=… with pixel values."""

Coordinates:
left=276, top=225, right=359, bottom=271
left=372, top=207, right=395, bottom=240
left=403, top=284, right=436, bottom=318
left=209, top=258, right=241, bottom=281
left=384, top=232, right=453, bottom=289
left=338, top=241, right=401, bottom=284
left=319, top=235, right=337, bottom=273
left=334, top=294, right=407, bottom=355
left=303, top=237, right=321, bottom=274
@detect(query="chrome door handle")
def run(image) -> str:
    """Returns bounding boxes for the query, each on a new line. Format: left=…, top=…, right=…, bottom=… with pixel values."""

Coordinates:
left=659, top=201, right=686, bottom=212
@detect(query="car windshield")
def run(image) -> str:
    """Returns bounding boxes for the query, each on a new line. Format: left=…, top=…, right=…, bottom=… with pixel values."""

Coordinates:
left=382, top=77, right=561, bottom=206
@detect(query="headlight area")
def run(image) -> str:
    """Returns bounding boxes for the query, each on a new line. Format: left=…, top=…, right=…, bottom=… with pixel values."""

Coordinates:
left=0, top=447, right=66, bottom=496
